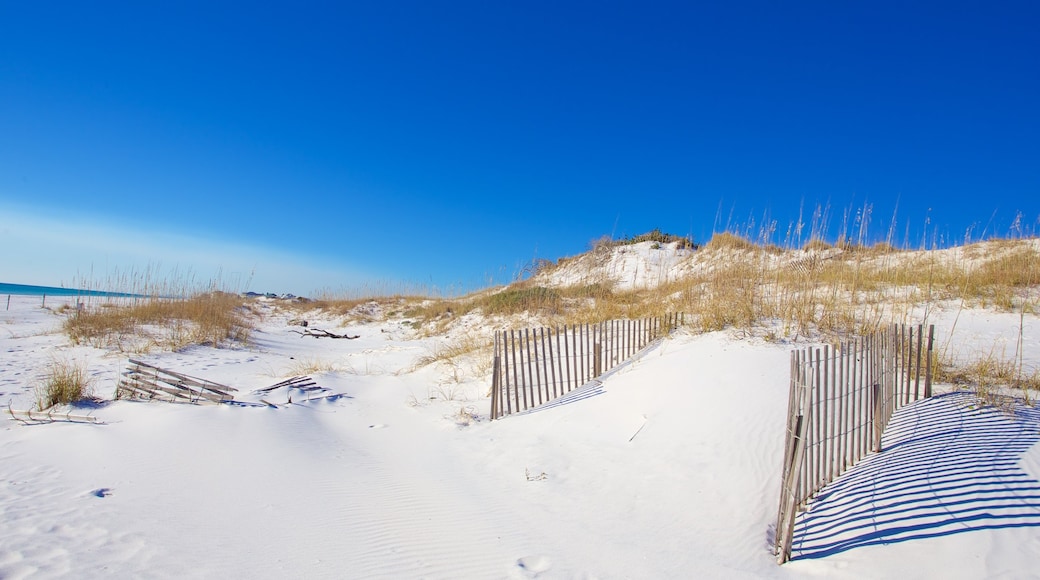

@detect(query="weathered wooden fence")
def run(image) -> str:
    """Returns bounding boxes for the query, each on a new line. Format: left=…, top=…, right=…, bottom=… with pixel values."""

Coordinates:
left=490, top=314, right=684, bottom=420
left=774, top=323, right=935, bottom=563
left=118, top=359, right=239, bottom=404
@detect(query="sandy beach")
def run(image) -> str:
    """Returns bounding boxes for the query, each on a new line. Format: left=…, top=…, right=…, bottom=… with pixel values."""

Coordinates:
left=3, top=251, right=1039, bottom=579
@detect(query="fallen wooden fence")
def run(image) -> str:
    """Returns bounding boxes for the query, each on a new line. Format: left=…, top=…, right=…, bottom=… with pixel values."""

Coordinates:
left=117, top=359, right=239, bottom=404
left=775, top=323, right=934, bottom=563
left=490, top=313, right=684, bottom=419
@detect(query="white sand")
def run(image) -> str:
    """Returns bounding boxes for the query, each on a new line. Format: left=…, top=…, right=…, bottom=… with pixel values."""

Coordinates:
left=2, top=292, right=1039, bottom=579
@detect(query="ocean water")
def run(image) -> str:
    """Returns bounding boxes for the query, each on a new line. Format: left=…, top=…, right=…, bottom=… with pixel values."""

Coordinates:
left=0, top=282, right=141, bottom=298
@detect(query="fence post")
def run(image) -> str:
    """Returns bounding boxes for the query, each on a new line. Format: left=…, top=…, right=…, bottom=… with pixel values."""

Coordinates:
left=491, top=332, right=500, bottom=420
left=777, top=411, right=809, bottom=564
left=821, top=344, right=831, bottom=486
left=775, top=350, right=800, bottom=529
left=812, top=348, right=823, bottom=496
left=524, top=329, right=535, bottom=409
left=532, top=328, right=543, bottom=406
left=578, top=324, right=586, bottom=385
left=898, top=324, right=906, bottom=404
left=593, top=341, right=602, bottom=377
left=924, top=324, right=935, bottom=398
left=564, top=324, right=572, bottom=393
left=548, top=327, right=558, bottom=400
left=515, top=329, right=524, bottom=411
left=914, top=324, right=924, bottom=400
left=871, top=382, right=883, bottom=452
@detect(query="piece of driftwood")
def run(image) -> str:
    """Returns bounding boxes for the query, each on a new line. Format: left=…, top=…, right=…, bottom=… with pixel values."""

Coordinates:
left=118, top=360, right=238, bottom=404
left=7, top=404, right=102, bottom=424
left=290, top=328, right=360, bottom=339
left=253, top=375, right=319, bottom=394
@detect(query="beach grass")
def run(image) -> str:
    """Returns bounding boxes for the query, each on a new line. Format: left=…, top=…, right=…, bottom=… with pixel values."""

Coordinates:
left=59, top=206, right=1039, bottom=397
left=35, top=358, right=94, bottom=410
left=64, top=290, right=253, bottom=352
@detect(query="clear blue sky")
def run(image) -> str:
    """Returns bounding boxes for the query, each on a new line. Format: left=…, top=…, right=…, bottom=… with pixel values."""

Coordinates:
left=2, top=1, right=1038, bottom=296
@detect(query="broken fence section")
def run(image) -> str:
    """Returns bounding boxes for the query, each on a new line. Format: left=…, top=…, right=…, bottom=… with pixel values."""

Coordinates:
left=253, top=375, right=318, bottom=393
left=118, top=359, right=239, bottom=404
left=774, top=323, right=935, bottom=564
left=490, top=313, right=684, bottom=420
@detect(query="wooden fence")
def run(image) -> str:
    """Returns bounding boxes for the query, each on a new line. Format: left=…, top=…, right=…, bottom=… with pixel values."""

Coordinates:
left=489, top=314, right=683, bottom=420
left=774, top=323, right=935, bottom=563
left=118, top=359, right=239, bottom=404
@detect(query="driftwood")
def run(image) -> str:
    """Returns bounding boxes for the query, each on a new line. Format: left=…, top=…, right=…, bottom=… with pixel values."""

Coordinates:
left=290, top=328, right=360, bottom=339
left=255, top=375, right=327, bottom=407
left=7, top=404, right=102, bottom=424
left=254, top=375, right=319, bottom=394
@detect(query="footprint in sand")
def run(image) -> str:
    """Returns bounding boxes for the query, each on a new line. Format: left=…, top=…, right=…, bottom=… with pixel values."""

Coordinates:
left=91, top=488, right=113, bottom=498
left=515, top=555, right=552, bottom=578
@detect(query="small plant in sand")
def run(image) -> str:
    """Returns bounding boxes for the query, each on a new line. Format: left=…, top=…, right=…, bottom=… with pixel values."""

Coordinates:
left=283, top=357, right=351, bottom=376
left=450, top=405, right=480, bottom=426
left=525, top=468, right=548, bottom=481
left=35, top=358, right=94, bottom=410
left=932, top=330, right=1040, bottom=411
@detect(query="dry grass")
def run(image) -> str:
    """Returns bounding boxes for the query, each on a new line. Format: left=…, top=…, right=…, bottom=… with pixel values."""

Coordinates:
left=936, top=350, right=1040, bottom=410
left=938, top=355, right=1040, bottom=392
left=644, top=235, right=1039, bottom=339
left=703, top=232, right=759, bottom=252
left=258, top=228, right=1039, bottom=358
left=284, top=357, right=352, bottom=376
left=64, top=291, right=253, bottom=352
left=353, top=232, right=1035, bottom=345
left=411, top=332, right=494, bottom=383
left=802, top=238, right=833, bottom=251
left=35, top=358, right=94, bottom=410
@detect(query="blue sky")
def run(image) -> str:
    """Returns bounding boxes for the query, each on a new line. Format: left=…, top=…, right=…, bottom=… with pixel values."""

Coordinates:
left=2, top=1, right=1038, bottom=296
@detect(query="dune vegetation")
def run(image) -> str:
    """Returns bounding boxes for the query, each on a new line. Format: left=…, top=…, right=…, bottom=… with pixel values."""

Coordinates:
left=56, top=207, right=1040, bottom=400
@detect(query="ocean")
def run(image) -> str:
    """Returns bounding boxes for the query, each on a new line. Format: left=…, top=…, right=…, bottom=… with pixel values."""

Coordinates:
left=0, top=282, right=141, bottom=298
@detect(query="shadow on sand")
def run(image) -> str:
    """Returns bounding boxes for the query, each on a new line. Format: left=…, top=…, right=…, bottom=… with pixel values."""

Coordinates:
left=791, top=391, right=1040, bottom=560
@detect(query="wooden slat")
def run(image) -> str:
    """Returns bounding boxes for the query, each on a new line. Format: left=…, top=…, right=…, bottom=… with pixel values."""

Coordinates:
left=490, top=332, right=500, bottom=420
left=532, top=327, right=542, bottom=406
left=914, top=323, right=924, bottom=400
left=548, top=327, right=558, bottom=400
left=540, top=328, right=550, bottom=403
left=566, top=324, right=572, bottom=393
left=123, top=374, right=225, bottom=403
left=255, top=376, right=317, bottom=393
left=511, top=330, right=521, bottom=413
left=925, top=324, right=935, bottom=398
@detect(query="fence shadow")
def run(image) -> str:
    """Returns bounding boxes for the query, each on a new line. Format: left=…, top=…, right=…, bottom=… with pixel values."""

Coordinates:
left=511, top=379, right=606, bottom=417
left=507, top=335, right=671, bottom=418
left=790, top=391, right=1040, bottom=560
